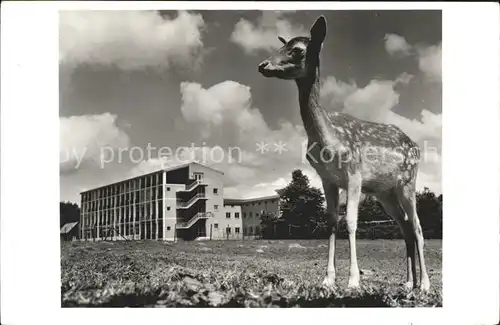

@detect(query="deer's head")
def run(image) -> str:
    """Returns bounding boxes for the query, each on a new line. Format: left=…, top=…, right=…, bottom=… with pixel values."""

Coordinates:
left=258, top=16, right=327, bottom=80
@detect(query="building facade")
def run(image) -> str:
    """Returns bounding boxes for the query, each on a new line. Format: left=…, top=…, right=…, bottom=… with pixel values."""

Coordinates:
left=80, top=163, right=225, bottom=241
left=79, top=162, right=282, bottom=242
left=219, top=204, right=243, bottom=240
left=223, top=195, right=281, bottom=239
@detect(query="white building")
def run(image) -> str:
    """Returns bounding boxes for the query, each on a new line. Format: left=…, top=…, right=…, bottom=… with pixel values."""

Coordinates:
left=79, top=162, right=280, bottom=241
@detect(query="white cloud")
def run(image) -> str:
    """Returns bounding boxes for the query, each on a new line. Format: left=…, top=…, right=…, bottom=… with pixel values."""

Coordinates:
left=384, top=33, right=412, bottom=57
left=416, top=172, right=441, bottom=195
left=421, top=109, right=442, bottom=137
left=128, top=157, right=177, bottom=178
left=179, top=81, right=308, bottom=154
left=223, top=185, right=272, bottom=200
left=320, top=76, right=358, bottom=108
left=383, top=33, right=441, bottom=82
left=255, top=177, right=288, bottom=188
left=417, top=152, right=442, bottom=195
left=224, top=180, right=280, bottom=199
left=180, top=80, right=268, bottom=139
left=128, top=145, right=221, bottom=177
left=59, top=10, right=205, bottom=70
left=343, top=79, right=401, bottom=122
left=231, top=11, right=307, bottom=54
left=322, top=73, right=440, bottom=144
left=224, top=167, right=326, bottom=200
left=60, top=113, right=130, bottom=172
left=224, top=173, right=302, bottom=200
left=178, top=79, right=316, bottom=197
left=416, top=44, right=442, bottom=81
left=386, top=110, right=442, bottom=143
left=394, top=72, right=414, bottom=85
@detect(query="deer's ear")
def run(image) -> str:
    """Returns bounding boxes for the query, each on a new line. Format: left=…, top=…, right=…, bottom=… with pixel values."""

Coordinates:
left=278, top=36, right=287, bottom=45
left=310, top=16, right=327, bottom=45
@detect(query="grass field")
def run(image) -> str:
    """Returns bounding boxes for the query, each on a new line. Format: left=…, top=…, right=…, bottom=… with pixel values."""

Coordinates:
left=61, top=239, right=442, bottom=307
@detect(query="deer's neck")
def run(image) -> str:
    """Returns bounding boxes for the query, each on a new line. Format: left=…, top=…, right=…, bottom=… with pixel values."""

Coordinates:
left=296, top=66, right=329, bottom=142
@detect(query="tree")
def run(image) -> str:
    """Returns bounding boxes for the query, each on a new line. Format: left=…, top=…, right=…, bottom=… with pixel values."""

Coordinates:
left=260, top=211, right=281, bottom=239
left=275, top=169, right=326, bottom=238
left=261, top=170, right=442, bottom=240
left=416, top=188, right=442, bottom=238
left=358, top=195, right=389, bottom=222
left=60, top=201, right=80, bottom=228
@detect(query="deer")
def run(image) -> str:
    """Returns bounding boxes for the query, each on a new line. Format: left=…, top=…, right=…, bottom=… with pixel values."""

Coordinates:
left=258, top=15, right=430, bottom=292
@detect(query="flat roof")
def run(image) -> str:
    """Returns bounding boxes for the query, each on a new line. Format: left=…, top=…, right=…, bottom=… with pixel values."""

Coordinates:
left=80, top=162, right=224, bottom=195
left=224, top=194, right=280, bottom=205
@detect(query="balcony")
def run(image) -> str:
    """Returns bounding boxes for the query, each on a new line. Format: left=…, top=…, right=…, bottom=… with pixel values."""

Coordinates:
left=176, top=212, right=214, bottom=229
left=176, top=193, right=207, bottom=209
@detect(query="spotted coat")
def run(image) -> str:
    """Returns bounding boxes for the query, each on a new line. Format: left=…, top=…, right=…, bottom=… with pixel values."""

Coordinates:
left=304, top=110, right=420, bottom=195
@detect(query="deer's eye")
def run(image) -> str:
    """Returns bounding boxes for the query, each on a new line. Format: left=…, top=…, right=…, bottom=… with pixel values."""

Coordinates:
left=288, top=48, right=303, bottom=57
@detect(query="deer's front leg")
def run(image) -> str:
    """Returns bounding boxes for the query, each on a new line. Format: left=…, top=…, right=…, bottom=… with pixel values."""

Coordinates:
left=321, top=180, right=339, bottom=287
left=346, top=172, right=362, bottom=288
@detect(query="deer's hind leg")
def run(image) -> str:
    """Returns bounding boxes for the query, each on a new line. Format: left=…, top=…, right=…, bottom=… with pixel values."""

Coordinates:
left=395, top=183, right=430, bottom=292
left=377, top=190, right=417, bottom=289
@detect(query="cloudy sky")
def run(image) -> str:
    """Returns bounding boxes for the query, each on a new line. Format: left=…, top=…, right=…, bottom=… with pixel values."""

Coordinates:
left=60, top=10, right=442, bottom=204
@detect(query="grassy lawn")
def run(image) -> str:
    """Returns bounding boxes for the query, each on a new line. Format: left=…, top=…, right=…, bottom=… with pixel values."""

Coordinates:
left=61, top=239, right=442, bottom=307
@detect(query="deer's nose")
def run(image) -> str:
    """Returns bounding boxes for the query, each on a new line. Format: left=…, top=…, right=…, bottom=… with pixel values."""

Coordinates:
left=258, top=60, right=269, bottom=71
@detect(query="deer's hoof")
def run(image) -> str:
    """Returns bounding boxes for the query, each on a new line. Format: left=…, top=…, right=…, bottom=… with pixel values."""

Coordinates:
left=420, top=278, right=430, bottom=292
left=403, top=281, right=414, bottom=290
left=347, top=279, right=360, bottom=289
left=321, top=276, right=335, bottom=288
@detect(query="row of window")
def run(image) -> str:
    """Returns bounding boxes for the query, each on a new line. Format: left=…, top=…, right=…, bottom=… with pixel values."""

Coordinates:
left=212, top=224, right=261, bottom=235
left=83, top=202, right=170, bottom=216
left=212, top=224, right=240, bottom=234
left=224, top=211, right=275, bottom=219
left=82, top=188, right=213, bottom=213
left=82, top=187, right=164, bottom=211
left=82, top=173, right=163, bottom=201
left=228, top=200, right=277, bottom=208
left=81, top=213, right=166, bottom=228
left=82, top=220, right=173, bottom=240
left=81, top=205, right=174, bottom=227
left=83, top=187, right=219, bottom=210
left=244, top=211, right=260, bottom=218
left=226, top=212, right=240, bottom=218
left=82, top=201, right=168, bottom=217
left=90, top=222, right=173, bottom=233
